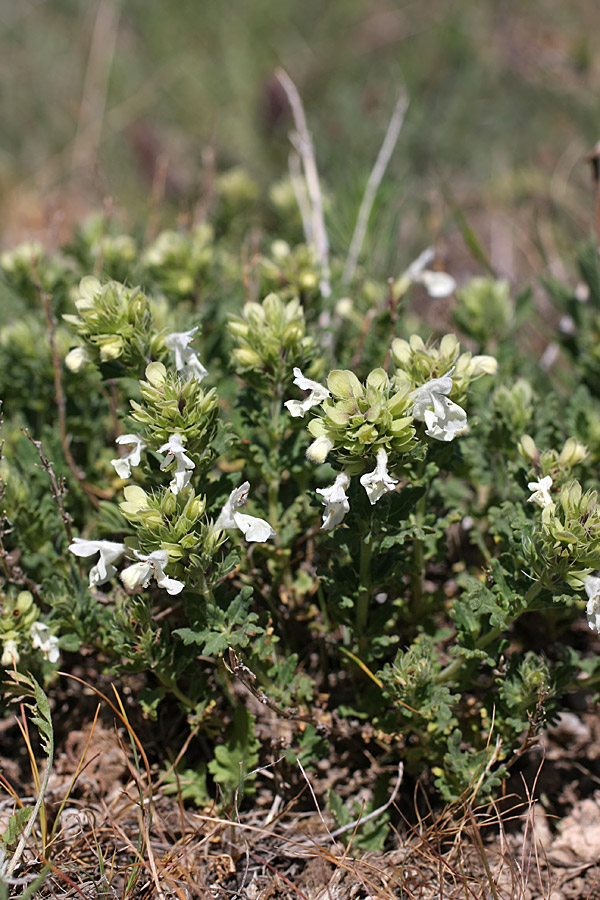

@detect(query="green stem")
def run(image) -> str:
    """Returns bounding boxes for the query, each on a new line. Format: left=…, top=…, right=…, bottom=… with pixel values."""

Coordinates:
left=410, top=464, right=427, bottom=612
left=155, top=670, right=196, bottom=709
left=267, top=382, right=283, bottom=533
left=356, top=538, right=373, bottom=650
left=436, top=580, right=543, bottom=685
left=198, top=570, right=215, bottom=605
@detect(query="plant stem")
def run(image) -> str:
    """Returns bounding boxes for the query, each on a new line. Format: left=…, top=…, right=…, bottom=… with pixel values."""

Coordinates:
left=161, top=675, right=195, bottom=709
left=267, top=382, right=283, bottom=533
left=198, top=570, right=215, bottom=605
left=436, top=580, right=543, bottom=685
left=355, top=537, right=373, bottom=650
left=410, top=469, right=427, bottom=612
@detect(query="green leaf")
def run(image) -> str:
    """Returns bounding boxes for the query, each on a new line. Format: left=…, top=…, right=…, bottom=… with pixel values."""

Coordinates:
left=207, top=706, right=259, bottom=800
left=0, top=808, right=34, bottom=848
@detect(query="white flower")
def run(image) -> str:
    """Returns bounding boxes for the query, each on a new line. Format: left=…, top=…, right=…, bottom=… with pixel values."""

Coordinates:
left=409, top=371, right=467, bottom=442
left=120, top=549, right=184, bottom=595
left=405, top=247, right=456, bottom=298
left=65, top=346, right=89, bottom=373
left=216, top=482, right=276, bottom=542
left=527, top=475, right=554, bottom=509
left=165, top=327, right=208, bottom=382
left=585, top=574, right=600, bottom=633
left=30, top=623, right=60, bottom=664
left=306, top=435, right=334, bottom=464
left=111, top=434, right=146, bottom=479
left=68, top=538, right=127, bottom=587
left=284, top=367, right=330, bottom=418
left=1, top=639, right=19, bottom=668
left=159, top=433, right=195, bottom=494
left=360, top=449, right=398, bottom=504
left=316, top=472, right=350, bottom=530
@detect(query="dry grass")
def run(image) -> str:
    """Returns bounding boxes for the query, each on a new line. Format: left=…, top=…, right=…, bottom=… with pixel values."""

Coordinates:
left=1, top=678, right=597, bottom=900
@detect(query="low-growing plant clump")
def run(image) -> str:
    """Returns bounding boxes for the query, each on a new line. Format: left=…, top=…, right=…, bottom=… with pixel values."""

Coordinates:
left=2, top=159, right=600, bottom=890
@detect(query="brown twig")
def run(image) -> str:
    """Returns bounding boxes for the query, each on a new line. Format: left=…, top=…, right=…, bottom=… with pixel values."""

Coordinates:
left=22, top=429, right=74, bottom=545
left=225, top=649, right=329, bottom=733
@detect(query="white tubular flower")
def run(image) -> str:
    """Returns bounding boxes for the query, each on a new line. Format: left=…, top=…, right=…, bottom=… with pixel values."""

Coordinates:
left=120, top=550, right=184, bottom=595
left=216, top=482, right=276, bottom=542
left=284, top=367, right=330, bottom=418
left=306, top=435, right=334, bottom=464
left=111, top=434, right=146, bottom=479
left=1, top=639, right=19, bottom=668
left=360, top=449, right=398, bottom=504
left=30, top=623, right=60, bottom=664
left=585, top=575, right=600, bottom=633
left=527, top=475, right=554, bottom=509
left=405, top=247, right=456, bottom=298
left=68, top=538, right=127, bottom=587
left=165, top=327, right=208, bottom=382
left=316, top=472, right=350, bottom=531
left=409, top=372, right=467, bottom=442
left=65, top=347, right=89, bottom=373
left=159, top=433, right=195, bottom=494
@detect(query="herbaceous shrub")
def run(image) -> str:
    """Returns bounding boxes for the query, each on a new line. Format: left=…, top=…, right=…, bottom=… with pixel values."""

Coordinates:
left=2, top=187, right=600, bottom=821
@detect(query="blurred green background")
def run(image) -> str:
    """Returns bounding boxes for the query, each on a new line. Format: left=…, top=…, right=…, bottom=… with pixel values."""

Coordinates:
left=1, top=0, right=599, bottom=281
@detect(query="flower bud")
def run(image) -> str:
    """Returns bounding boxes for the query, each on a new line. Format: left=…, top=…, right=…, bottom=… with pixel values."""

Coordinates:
left=79, top=275, right=102, bottom=301
left=518, top=434, right=538, bottom=462
left=120, top=485, right=149, bottom=516
left=271, top=240, right=290, bottom=261
left=263, top=292, right=285, bottom=326
left=558, top=437, right=588, bottom=468
left=65, top=346, right=89, bottom=372
left=99, top=336, right=124, bottom=362
left=161, top=490, right=177, bottom=516
left=300, top=272, right=318, bottom=290
left=177, top=275, right=194, bottom=294
left=233, top=348, right=262, bottom=368
left=391, top=338, right=411, bottom=365
left=146, top=361, right=167, bottom=387
left=227, top=321, right=250, bottom=339
left=16, top=591, right=34, bottom=613
left=470, top=355, right=498, bottom=376
left=335, top=298, right=353, bottom=318
left=1, top=639, right=19, bottom=668
left=306, top=435, right=333, bottom=464
left=439, top=334, right=459, bottom=359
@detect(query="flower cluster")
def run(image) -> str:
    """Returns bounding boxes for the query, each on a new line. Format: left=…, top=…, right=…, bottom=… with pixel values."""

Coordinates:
left=284, top=336, right=498, bottom=531
left=228, top=292, right=315, bottom=386
left=301, top=367, right=416, bottom=468
left=63, top=276, right=162, bottom=369
left=0, top=591, right=61, bottom=668
left=142, top=224, right=214, bottom=299
left=129, top=361, right=218, bottom=459
left=530, top=480, right=600, bottom=589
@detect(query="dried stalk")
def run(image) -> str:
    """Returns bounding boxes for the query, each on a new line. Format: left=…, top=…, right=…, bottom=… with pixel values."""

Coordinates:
left=276, top=68, right=331, bottom=297
left=288, top=150, right=314, bottom=246
left=343, top=90, right=409, bottom=285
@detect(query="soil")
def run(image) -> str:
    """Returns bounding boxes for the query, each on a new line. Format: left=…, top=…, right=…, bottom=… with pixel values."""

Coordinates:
left=3, top=662, right=600, bottom=899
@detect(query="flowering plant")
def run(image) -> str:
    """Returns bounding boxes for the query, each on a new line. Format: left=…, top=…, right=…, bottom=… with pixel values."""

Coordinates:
left=2, top=187, right=600, bottom=824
